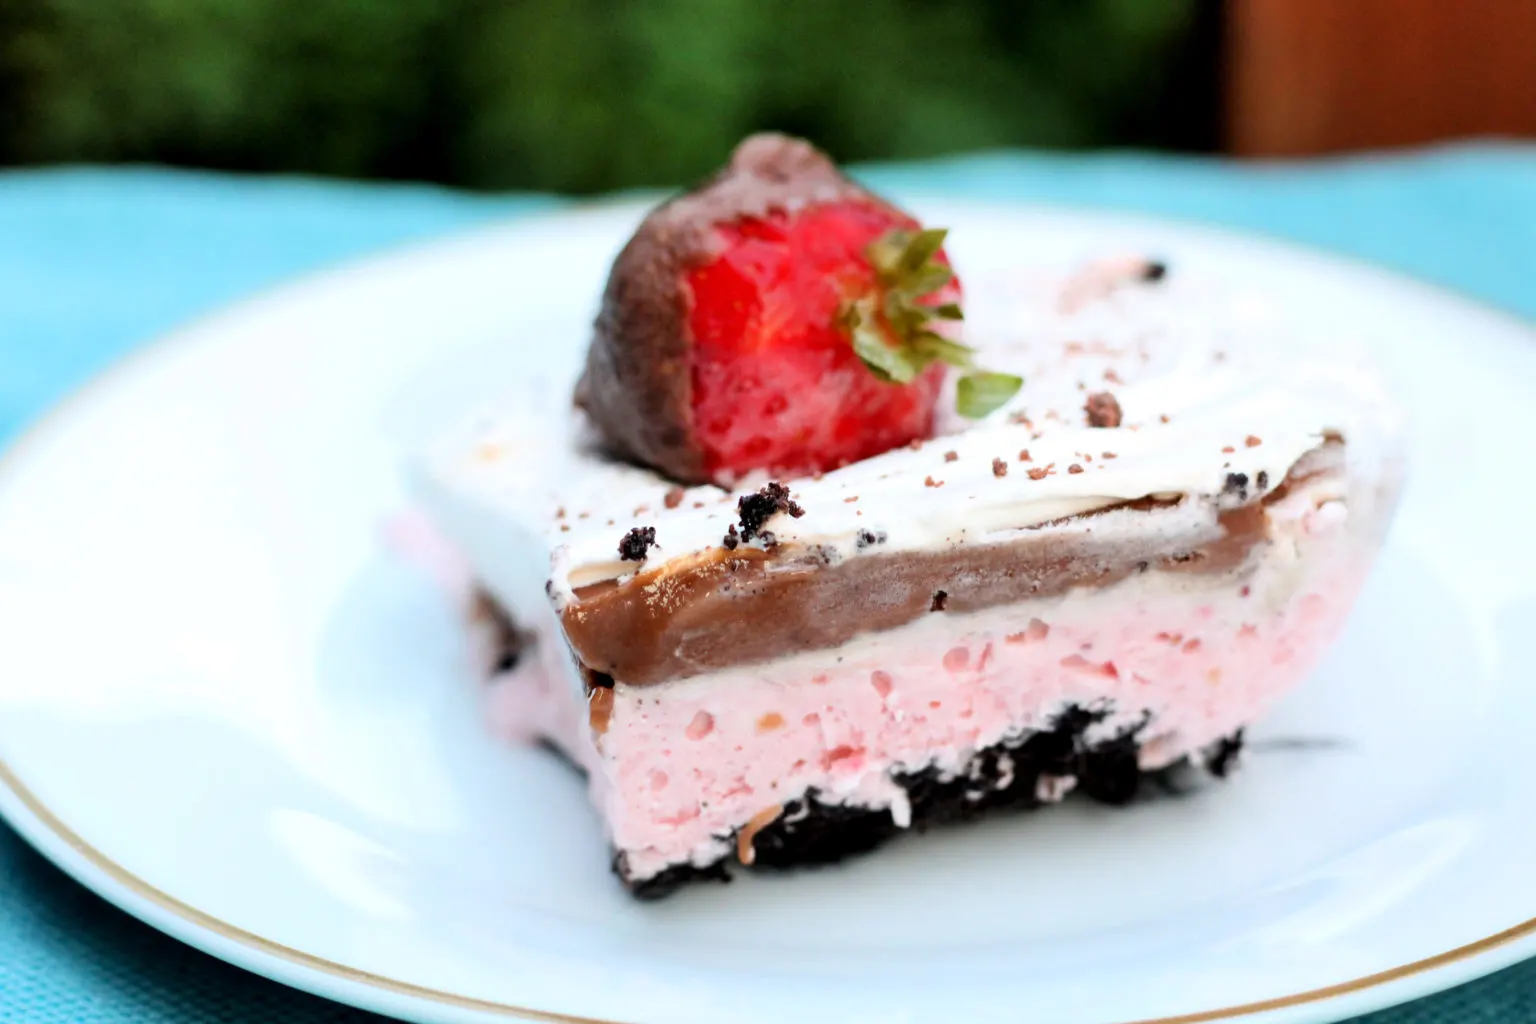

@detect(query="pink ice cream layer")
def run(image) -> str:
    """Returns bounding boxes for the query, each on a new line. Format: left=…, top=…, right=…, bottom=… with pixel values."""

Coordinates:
left=486, top=477, right=1383, bottom=882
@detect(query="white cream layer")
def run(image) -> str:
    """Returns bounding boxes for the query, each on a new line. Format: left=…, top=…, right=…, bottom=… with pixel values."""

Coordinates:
left=414, top=261, right=1402, bottom=610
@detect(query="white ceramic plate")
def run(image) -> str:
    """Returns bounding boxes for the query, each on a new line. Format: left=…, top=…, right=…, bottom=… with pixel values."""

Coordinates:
left=1, top=200, right=1534, bottom=1024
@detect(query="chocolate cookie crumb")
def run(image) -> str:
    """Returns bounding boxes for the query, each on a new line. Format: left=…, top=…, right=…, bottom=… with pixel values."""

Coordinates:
left=1142, top=260, right=1168, bottom=282
left=1084, top=392, right=1123, bottom=428
left=618, top=526, right=657, bottom=561
left=1068, top=463, right=1084, bottom=474
left=1206, top=730, right=1243, bottom=778
left=1018, top=449, right=1032, bottom=462
left=1027, top=466, right=1049, bottom=481
left=944, top=450, right=959, bottom=463
left=1256, top=470, right=1269, bottom=490
left=736, top=482, right=804, bottom=543
left=992, top=458, right=1008, bottom=478
left=855, top=529, right=887, bottom=549
left=664, top=487, right=686, bottom=509
left=930, top=590, right=949, bottom=612
left=1223, top=472, right=1250, bottom=500
left=722, top=524, right=740, bottom=550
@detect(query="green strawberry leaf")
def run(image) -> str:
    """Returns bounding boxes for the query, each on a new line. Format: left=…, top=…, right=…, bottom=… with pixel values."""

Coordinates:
left=909, top=330, right=975, bottom=369
left=956, top=371, right=1023, bottom=419
left=892, top=263, right=953, bottom=300
left=844, top=299, right=919, bottom=384
left=897, top=228, right=948, bottom=274
left=837, top=226, right=1024, bottom=420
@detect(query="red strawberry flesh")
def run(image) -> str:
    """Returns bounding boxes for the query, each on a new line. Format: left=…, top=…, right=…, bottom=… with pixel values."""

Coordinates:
left=576, top=133, right=958, bottom=487
left=687, top=202, right=952, bottom=481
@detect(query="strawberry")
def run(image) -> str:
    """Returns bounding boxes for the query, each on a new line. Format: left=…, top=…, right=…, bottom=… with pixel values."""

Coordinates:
left=577, top=134, right=1018, bottom=487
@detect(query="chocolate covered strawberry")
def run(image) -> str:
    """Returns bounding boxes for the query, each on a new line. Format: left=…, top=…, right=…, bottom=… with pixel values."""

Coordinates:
left=577, top=133, right=1019, bottom=486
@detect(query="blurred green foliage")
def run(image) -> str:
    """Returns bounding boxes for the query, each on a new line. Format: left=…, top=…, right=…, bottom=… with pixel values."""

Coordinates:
left=0, top=0, right=1211, bottom=192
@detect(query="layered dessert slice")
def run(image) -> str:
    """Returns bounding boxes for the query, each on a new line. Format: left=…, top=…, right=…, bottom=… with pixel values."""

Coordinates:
left=412, top=134, right=1404, bottom=897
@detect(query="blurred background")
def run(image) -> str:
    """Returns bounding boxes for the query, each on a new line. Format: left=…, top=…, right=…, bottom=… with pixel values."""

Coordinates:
left=1, top=0, right=1531, bottom=194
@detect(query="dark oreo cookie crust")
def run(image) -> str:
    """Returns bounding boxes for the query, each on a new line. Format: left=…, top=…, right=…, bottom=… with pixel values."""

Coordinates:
left=617, top=707, right=1243, bottom=900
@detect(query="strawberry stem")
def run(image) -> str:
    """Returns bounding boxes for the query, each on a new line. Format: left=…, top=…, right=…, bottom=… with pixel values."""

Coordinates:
left=839, top=227, right=1023, bottom=419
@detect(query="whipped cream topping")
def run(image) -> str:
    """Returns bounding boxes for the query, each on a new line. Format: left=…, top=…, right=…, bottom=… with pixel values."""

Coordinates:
left=415, top=260, right=1401, bottom=605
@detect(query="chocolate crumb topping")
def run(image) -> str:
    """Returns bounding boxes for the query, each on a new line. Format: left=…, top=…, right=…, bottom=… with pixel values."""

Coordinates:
left=1018, top=449, right=1032, bottom=462
left=1027, top=466, right=1049, bottom=481
left=664, top=487, right=686, bottom=509
left=736, top=482, right=803, bottom=543
left=992, top=458, right=1008, bottom=478
left=1068, top=463, right=1084, bottom=474
left=1223, top=472, right=1250, bottom=501
left=930, top=590, right=949, bottom=612
left=944, top=450, right=959, bottom=463
left=618, top=526, right=657, bottom=561
left=1142, top=260, right=1168, bottom=282
left=855, top=529, right=887, bottom=549
left=1085, top=392, right=1123, bottom=428
left=1256, top=470, right=1270, bottom=490
left=723, top=524, right=740, bottom=550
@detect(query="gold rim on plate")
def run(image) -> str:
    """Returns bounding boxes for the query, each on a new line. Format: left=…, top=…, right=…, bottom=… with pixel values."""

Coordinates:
left=0, top=203, right=1533, bottom=1024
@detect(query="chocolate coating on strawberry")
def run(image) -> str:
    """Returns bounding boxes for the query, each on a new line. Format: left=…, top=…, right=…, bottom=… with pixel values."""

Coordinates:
left=577, top=134, right=886, bottom=485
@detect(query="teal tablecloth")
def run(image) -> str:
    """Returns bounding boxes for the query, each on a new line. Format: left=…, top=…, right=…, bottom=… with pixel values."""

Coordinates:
left=2, top=146, right=1534, bottom=1022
